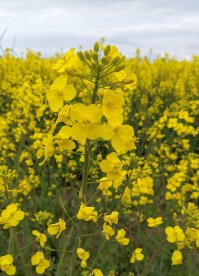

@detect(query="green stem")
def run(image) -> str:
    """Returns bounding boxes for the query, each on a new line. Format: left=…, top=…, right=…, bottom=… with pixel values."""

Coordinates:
left=56, top=227, right=74, bottom=276
left=12, top=228, right=31, bottom=276
left=69, top=139, right=91, bottom=276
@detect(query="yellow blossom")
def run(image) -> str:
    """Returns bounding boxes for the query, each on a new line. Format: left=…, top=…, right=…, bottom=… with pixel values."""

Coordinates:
left=47, top=218, right=66, bottom=238
left=92, top=268, right=104, bottom=276
left=0, top=255, right=16, bottom=276
left=102, top=89, right=124, bottom=126
left=147, top=217, right=163, bottom=228
left=171, top=250, right=183, bottom=265
left=104, top=211, right=119, bottom=225
left=115, top=229, right=129, bottom=245
left=77, top=203, right=98, bottom=222
left=165, top=226, right=185, bottom=243
left=47, top=75, right=76, bottom=112
left=130, top=248, right=144, bottom=263
left=0, top=203, right=24, bottom=229
left=77, top=248, right=90, bottom=268
left=102, top=223, right=115, bottom=240
left=31, top=251, right=50, bottom=274
left=32, top=230, right=47, bottom=247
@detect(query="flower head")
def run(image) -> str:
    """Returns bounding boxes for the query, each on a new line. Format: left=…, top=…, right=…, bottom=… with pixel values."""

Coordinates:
left=130, top=248, right=144, bottom=263
left=47, top=218, right=66, bottom=238
left=171, top=250, right=183, bottom=265
left=31, top=251, right=50, bottom=274
left=0, top=255, right=16, bottom=275
left=0, top=203, right=24, bottom=229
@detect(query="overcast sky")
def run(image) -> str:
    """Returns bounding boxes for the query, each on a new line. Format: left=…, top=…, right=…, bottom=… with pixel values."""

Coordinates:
left=0, top=0, right=199, bottom=59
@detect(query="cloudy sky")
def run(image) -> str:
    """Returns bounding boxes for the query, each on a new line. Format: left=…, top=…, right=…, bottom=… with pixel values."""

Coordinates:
left=0, top=0, right=199, bottom=59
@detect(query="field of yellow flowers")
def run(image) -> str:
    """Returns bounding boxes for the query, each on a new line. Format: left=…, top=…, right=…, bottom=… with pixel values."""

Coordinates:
left=0, top=43, right=198, bottom=276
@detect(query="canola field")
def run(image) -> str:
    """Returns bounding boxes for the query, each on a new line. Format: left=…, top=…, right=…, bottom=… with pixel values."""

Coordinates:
left=0, top=43, right=198, bottom=276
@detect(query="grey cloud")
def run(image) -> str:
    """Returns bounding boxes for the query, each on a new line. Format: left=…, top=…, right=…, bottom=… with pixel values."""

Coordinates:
left=0, top=0, right=199, bottom=59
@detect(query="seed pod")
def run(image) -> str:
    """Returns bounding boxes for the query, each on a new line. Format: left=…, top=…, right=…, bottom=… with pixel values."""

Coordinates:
left=104, top=45, right=111, bottom=56
left=94, top=42, right=99, bottom=52
left=77, top=51, right=85, bottom=61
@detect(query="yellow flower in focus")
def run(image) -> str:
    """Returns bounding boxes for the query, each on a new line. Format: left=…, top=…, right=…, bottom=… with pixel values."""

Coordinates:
left=77, top=248, right=90, bottom=268
left=47, top=218, right=66, bottom=238
left=111, top=125, right=136, bottom=154
left=104, top=211, right=119, bottom=225
left=130, top=248, right=144, bottom=263
left=32, top=230, right=47, bottom=247
left=102, top=89, right=124, bottom=126
left=165, top=226, right=185, bottom=243
left=102, top=222, right=115, bottom=240
left=0, top=255, right=16, bottom=276
left=92, top=268, right=104, bottom=276
left=47, top=75, right=76, bottom=112
left=31, top=251, right=50, bottom=274
left=77, top=203, right=98, bottom=222
left=171, top=250, right=183, bottom=265
left=147, top=217, right=163, bottom=228
left=0, top=203, right=24, bottom=229
left=115, top=229, right=129, bottom=245
left=71, top=103, right=102, bottom=143
left=99, top=152, right=125, bottom=180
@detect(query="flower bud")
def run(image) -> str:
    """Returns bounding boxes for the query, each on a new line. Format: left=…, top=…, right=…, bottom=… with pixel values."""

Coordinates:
left=92, top=52, right=98, bottom=62
left=104, top=45, right=110, bottom=56
left=94, top=42, right=99, bottom=52
left=101, top=56, right=109, bottom=65
left=112, top=56, right=120, bottom=65
left=77, top=51, right=85, bottom=62
left=115, top=64, right=126, bottom=72
left=85, top=50, right=91, bottom=60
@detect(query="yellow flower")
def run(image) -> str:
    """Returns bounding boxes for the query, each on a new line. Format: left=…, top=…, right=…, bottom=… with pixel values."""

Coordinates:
left=32, top=230, right=47, bottom=247
left=92, top=268, right=104, bottom=276
left=99, top=152, right=125, bottom=180
left=31, top=251, right=50, bottom=274
left=0, top=255, right=16, bottom=276
left=104, top=211, right=119, bottom=225
left=102, top=89, right=124, bottom=126
left=56, top=126, right=76, bottom=151
left=47, top=75, right=76, bottom=112
left=165, top=226, right=185, bottom=243
left=130, top=248, right=144, bottom=263
left=111, top=125, right=136, bottom=154
left=171, top=250, right=183, bottom=265
left=102, top=223, right=115, bottom=240
left=77, top=203, right=98, bottom=222
left=147, top=217, right=163, bottom=228
left=71, top=103, right=102, bottom=143
left=77, top=248, right=90, bottom=268
left=0, top=203, right=24, bottom=229
left=115, top=229, right=129, bottom=245
left=47, top=218, right=66, bottom=238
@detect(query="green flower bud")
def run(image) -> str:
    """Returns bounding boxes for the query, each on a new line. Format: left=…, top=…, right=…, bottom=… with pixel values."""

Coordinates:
left=112, top=56, right=120, bottom=65
left=94, top=42, right=99, bottom=52
left=92, top=52, right=98, bottom=62
left=115, top=64, right=126, bottom=72
left=85, top=50, right=91, bottom=60
left=101, top=56, right=109, bottom=65
left=77, top=51, right=85, bottom=61
left=104, top=45, right=110, bottom=56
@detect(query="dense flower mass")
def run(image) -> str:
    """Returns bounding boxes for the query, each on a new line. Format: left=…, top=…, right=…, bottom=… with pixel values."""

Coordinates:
left=0, top=42, right=198, bottom=275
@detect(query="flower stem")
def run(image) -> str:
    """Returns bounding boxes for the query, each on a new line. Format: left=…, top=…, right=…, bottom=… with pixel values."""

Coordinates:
left=69, top=139, right=91, bottom=276
left=12, top=228, right=31, bottom=276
